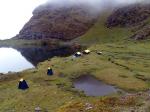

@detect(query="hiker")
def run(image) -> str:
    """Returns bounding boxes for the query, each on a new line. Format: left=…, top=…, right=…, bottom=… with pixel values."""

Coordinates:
left=47, top=67, right=53, bottom=75
left=18, top=78, right=29, bottom=90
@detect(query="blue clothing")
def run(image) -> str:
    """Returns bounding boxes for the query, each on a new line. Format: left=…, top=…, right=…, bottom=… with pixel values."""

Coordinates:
left=74, top=53, right=81, bottom=57
left=18, top=80, right=29, bottom=90
left=47, top=69, right=53, bottom=75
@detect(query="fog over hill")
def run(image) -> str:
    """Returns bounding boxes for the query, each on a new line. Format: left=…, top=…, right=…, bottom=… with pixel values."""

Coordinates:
left=0, top=0, right=148, bottom=40
left=36, top=0, right=149, bottom=12
left=16, top=0, right=150, bottom=40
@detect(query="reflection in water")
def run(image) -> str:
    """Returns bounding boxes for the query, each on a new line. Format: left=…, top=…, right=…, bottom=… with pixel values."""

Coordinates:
left=15, top=46, right=78, bottom=66
left=74, top=75, right=117, bottom=96
left=0, top=48, right=33, bottom=73
left=0, top=45, right=79, bottom=73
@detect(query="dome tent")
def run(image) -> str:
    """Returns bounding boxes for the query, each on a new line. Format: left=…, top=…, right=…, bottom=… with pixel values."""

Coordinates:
left=74, top=52, right=82, bottom=57
left=83, top=49, right=91, bottom=54
left=18, top=78, right=29, bottom=90
left=96, top=51, right=103, bottom=55
left=47, top=67, right=53, bottom=75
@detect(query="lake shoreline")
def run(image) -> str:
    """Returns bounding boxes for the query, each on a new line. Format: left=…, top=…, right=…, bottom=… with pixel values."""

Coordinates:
left=0, top=38, right=83, bottom=74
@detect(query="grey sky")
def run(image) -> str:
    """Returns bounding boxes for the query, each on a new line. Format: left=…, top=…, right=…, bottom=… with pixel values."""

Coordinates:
left=0, top=0, right=147, bottom=40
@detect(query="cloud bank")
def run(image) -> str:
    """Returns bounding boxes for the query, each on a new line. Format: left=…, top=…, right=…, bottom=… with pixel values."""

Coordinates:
left=45, top=0, right=148, bottom=6
left=0, top=0, right=149, bottom=39
left=36, top=0, right=149, bottom=16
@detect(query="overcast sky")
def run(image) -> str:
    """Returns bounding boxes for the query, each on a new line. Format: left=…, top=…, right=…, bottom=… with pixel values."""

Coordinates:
left=0, top=0, right=47, bottom=40
left=0, top=0, right=146, bottom=40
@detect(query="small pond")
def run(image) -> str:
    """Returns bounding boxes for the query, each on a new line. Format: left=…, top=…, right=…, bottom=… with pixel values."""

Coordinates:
left=74, top=75, right=118, bottom=96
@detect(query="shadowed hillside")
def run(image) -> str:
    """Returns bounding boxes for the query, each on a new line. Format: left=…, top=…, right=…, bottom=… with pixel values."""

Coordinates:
left=74, top=3, right=150, bottom=44
left=106, top=4, right=150, bottom=40
left=17, top=4, right=98, bottom=40
left=106, top=4, right=150, bottom=27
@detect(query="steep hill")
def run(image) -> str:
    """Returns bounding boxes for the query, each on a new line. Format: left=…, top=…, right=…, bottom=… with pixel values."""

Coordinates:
left=106, top=4, right=150, bottom=27
left=17, top=4, right=98, bottom=40
left=16, top=3, right=150, bottom=41
left=106, top=4, right=150, bottom=40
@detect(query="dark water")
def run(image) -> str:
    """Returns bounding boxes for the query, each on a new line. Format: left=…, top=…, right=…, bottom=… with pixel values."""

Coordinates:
left=74, top=75, right=117, bottom=96
left=14, top=46, right=78, bottom=66
left=0, top=46, right=77, bottom=73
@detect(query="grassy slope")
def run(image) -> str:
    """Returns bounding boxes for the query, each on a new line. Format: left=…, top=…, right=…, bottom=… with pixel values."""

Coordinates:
left=0, top=12, right=150, bottom=112
left=72, top=11, right=150, bottom=90
left=76, top=12, right=132, bottom=44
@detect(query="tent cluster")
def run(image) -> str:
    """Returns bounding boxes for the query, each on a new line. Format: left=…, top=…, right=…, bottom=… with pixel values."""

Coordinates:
left=17, top=49, right=102, bottom=90
left=74, top=49, right=91, bottom=57
left=18, top=67, right=54, bottom=90
left=17, top=48, right=103, bottom=90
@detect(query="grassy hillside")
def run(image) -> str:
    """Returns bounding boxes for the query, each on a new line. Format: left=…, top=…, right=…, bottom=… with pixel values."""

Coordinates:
left=0, top=10, right=150, bottom=112
left=75, top=12, right=132, bottom=45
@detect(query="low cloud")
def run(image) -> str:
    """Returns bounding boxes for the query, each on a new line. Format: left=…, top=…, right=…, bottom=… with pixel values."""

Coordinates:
left=41, top=0, right=149, bottom=13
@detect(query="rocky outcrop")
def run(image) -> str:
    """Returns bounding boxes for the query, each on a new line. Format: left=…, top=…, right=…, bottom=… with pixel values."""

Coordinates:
left=106, top=4, right=150, bottom=27
left=131, top=25, right=150, bottom=40
left=106, top=4, right=150, bottom=40
left=18, top=4, right=98, bottom=40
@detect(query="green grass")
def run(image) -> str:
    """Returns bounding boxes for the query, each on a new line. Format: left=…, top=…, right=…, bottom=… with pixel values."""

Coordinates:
left=46, top=43, right=150, bottom=91
left=0, top=11, right=150, bottom=112
left=74, top=12, right=132, bottom=45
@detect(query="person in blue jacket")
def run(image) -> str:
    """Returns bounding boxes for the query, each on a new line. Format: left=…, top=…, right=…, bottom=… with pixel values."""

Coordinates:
left=18, top=78, right=29, bottom=90
left=47, top=67, right=53, bottom=75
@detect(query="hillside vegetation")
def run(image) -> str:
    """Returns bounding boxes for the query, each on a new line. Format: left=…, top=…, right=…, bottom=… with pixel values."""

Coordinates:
left=0, top=4, right=150, bottom=112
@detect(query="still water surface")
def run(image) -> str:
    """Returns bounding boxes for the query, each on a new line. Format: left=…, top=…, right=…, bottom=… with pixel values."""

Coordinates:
left=0, top=47, right=33, bottom=73
left=0, top=46, right=76, bottom=73
left=74, top=75, right=117, bottom=96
